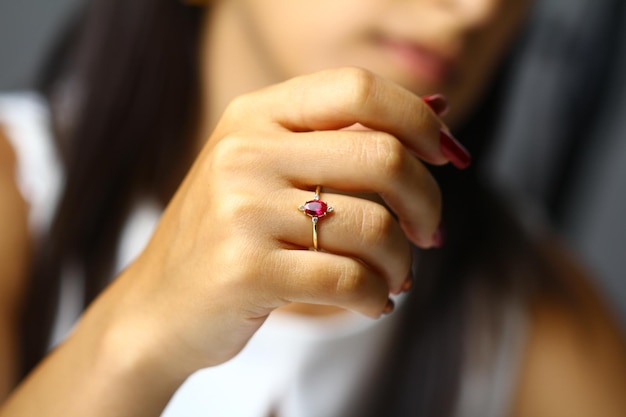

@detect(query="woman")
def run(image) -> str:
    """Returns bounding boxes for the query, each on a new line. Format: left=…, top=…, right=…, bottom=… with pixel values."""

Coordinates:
left=0, top=0, right=625, bottom=416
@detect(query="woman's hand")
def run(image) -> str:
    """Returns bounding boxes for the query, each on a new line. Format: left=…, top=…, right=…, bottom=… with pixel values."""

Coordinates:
left=109, top=68, right=462, bottom=373
left=100, top=68, right=466, bottom=376
left=1, top=68, right=467, bottom=417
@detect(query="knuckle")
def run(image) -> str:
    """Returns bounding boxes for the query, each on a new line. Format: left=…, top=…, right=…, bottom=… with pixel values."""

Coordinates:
left=220, top=194, right=258, bottom=223
left=370, top=133, right=407, bottom=180
left=208, top=133, right=255, bottom=174
left=358, top=203, right=395, bottom=248
left=222, top=92, right=255, bottom=120
left=401, top=175, right=443, bottom=244
left=215, top=193, right=258, bottom=229
left=335, top=268, right=388, bottom=318
left=334, top=262, right=369, bottom=299
left=367, top=291, right=392, bottom=318
left=338, top=67, right=378, bottom=107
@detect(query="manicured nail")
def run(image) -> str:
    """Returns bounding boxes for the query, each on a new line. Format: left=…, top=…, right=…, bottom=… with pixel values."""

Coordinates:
left=432, top=224, right=445, bottom=248
left=401, top=274, right=413, bottom=292
left=423, top=94, right=449, bottom=116
left=382, top=298, right=395, bottom=315
left=440, top=130, right=471, bottom=169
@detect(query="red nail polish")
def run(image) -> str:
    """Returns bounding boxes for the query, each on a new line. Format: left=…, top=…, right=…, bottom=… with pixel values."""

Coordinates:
left=423, top=94, right=449, bottom=116
left=440, top=130, right=471, bottom=170
left=432, top=224, right=445, bottom=248
left=401, top=275, right=413, bottom=292
left=382, top=298, right=395, bottom=315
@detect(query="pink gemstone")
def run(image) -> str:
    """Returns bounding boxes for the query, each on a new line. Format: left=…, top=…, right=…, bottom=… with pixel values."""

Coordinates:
left=303, top=200, right=328, bottom=217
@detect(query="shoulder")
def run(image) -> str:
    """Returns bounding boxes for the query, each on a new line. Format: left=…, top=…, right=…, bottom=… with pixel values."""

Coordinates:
left=0, top=123, right=29, bottom=318
left=512, top=236, right=626, bottom=417
left=0, top=123, right=30, bottom=397
left=0, top=90, right=59, bottom=312
left=0, top=121, right=18, bottom=179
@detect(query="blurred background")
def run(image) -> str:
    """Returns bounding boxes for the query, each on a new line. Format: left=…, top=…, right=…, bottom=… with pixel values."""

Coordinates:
left=1, top=0, right=625, bottom=330
left=0, top=0, right=83, bottom=91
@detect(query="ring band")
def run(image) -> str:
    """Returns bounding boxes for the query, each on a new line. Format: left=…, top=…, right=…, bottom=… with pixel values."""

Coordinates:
left=299, top=186, right=333, bottom=251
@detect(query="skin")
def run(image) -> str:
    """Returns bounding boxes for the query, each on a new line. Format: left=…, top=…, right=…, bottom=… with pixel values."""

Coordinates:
left=0, top=128, right=29, bottom=402
left=0, top=0, right=625, bottom=416
left=513, top=238, right=626, bottom=417
left=202, top=0, right=531, bottom=131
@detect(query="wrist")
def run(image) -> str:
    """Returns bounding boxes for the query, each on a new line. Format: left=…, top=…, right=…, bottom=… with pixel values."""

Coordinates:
left=75, top=270, right=194, bottom=407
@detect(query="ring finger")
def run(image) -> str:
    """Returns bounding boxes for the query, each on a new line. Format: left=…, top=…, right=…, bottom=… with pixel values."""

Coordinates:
left=275, top=189, right=412, bottom=294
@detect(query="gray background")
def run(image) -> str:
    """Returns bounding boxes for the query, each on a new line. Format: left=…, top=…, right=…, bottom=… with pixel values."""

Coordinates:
left=1, top=0, right=625, bottom=329
left=0, top=0, right=83, bottom=90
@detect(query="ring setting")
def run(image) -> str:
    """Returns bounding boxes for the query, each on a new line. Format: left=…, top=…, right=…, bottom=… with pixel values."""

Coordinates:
left=299, top=186, right=333, bottom=251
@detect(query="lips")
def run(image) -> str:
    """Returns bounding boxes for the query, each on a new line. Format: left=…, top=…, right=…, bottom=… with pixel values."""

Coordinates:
left=374, top=36, right=456, bottom=84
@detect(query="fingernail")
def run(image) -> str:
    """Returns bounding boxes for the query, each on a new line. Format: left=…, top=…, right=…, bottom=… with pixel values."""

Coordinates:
left=401, top=271, right=413, bottom=292
left=432, top=224, right=445, bottom=248
left=382, top=298, right=395, bottom=315
left=423, top=94, right=449, bottom=116
left=440, top=130, right=471, bottom=169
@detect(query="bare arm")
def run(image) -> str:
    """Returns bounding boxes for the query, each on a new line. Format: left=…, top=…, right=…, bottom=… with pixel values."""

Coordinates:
left=0, top=68, right=454, bottom=416
left=0, top=126, right=30, bottom=400
left=513, top=237, right=626, bottom=417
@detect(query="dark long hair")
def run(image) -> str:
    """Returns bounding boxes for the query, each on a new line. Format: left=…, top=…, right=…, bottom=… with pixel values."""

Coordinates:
left=21, top=1, right=560, bottom=415
left=21, top=0, right=203, bottom=375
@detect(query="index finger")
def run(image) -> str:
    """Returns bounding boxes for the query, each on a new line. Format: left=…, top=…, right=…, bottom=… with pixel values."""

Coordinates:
left=248, top=67, right=471, bottom=168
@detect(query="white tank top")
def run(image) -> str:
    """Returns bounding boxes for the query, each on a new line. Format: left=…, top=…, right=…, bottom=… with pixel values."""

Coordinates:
left=0, top=92, right=527, bottom=417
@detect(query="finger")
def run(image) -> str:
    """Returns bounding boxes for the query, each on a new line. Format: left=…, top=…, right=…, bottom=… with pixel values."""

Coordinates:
left=269, top=249, right=390, bottom=318
left=236, top=67, right=469, bottom=168
left=422, top=93, right=449, bottom=116
left=275, top=192, right=411, bottom=294
left=262, top=129, right=442, bottom=246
